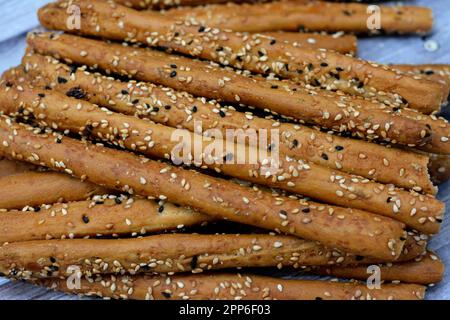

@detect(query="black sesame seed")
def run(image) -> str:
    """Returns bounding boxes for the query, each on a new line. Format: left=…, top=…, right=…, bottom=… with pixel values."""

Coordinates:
left=38, top=93, right=46, bottom=98
left=170, top=71, right=177, bottom=78
left=386, top=197, right=392, bottom=203
left=5, top=81, right=12, bottom=87
left=336, top=67, right=344, bottom=72
left=165, top=105, right=172, bottom=110
left=355, top=255, right=364, bottom=261
left=198, top=26, right=205, bottom=32
left=219, top=110, right=226, bottom=118
left=315, top=297, right=323, bottom=300
left=34, top=206, right=41, bottom=212
left=190, top=255, right=198, bottom=270
left=50, top=257, right=56, bottom=263
left=436, top=218, right=443, bottom=223
left=307, top=63, right=313, bottom=71
left=320, top=62, right=329, bottom=67
left=400, top=236, right=406, bottom=241
left=114, top=197, right=123, bottom=204
left=57, top=76, right=68, bottom=84
left=44, top=85, right=52, bottom=90
left=70, top=65, right=78, bottom=75
left=82, top=215, right=90, bottom=224
left=335, top=146, right=344, bottom=151
left=158, top=206, right=165, bottom=213
left=121, top=89, right=129, bottom=95
left=132, top=99, right=140, bottom=104
left=153, top=107, right=160, bottom=112
left=66, top=87, right=86, bottom=99
left=161, top=292, right=172, bottom=299
left=170, top=64, right=177, bottom=69
left=191, top=106, right=198, bottom=113
left=343, top=10, right=352, bottom=16
left=56, top=138, right=62, bottom=144
left=271, top=85, right=279, bottom=89
left=279, top=210, right=288, bottom=216
left=270, top=39, right=276, bottom=45
left=302, top=208, right=310, bottom=213
left=321, top=153, right=329, bottom=161
left=424, top=70, right=434, bottom=75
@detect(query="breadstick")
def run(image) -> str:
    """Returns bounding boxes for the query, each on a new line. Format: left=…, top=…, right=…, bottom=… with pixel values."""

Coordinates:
left=0, top=171, right=108, bottom=210
left=427, top=153, right=450, bottom=185
left=0, top=116, right=408, bottom=260
left=314, top=252, right=444, bottom=285
left=38, top=0, right=446, bottom=113
left=164, top=1, right=433, bottom=34
left=36, top=273, right=426, bottom=300
left=19, top=53, right=436, bottom=193
left=27, top=33, right=433, bottom=147
left=0, top=157, right=35, bottom=177
left=0, top=232, right=429, bottom=279
left=1, top=83, right=444, bottom=234
left=116, top=0, right=265, bottom=10
left=0, top=196, right=210, bottom=243
left=258, top=32, right=357, bottom=55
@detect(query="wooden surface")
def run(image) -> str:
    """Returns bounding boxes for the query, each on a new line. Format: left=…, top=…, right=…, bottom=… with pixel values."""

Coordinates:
left=0, top=0, right=449, bottom=300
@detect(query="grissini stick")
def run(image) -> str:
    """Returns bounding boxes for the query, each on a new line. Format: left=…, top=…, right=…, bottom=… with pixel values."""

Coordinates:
left=0, top=157, right=35, bottom=177
left=26, top=33, right=433, bottom=147
left=17, top=54, right=436, bottom=193
left=256, top=32, right=357, bottom=55
left=314, top=252, right=444, bottom=285
left=0, top=196, right=210, bottom=243
left=38, top=0, right=445, bottom=113
left=36, top=273, right=426, bottom=300
left=0, top=117, right=407, bottom=260
left=0, top=171, right=108, bottom=210
left=0, top=84, right=443, bottom=234
left=164, top=1, right=433, bottom=34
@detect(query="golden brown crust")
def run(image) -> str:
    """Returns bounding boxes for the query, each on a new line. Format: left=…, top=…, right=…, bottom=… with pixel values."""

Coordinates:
left=165, top=1, right=433, bottom=34
left=0, top=157, right=36, bottom=177
left=314, top=252, right=445, bottom=285
left=27, top=32, right=433, bottom=147
left=37, top=0, right=445, bottom=113
left=0, top=171, right=108, bottom=210
left=20, top=54, right=436, bottom=193
left=0, top=116, right=407, bottom=260
left=0, top=82, right=443, bottom=234
left=258, top=32, right=357, bottom=55
left=392, top=64, right=450, bottom=89
left=0, top=197, right=210, bottom=243
left=37, top=273, right=426, bottom=300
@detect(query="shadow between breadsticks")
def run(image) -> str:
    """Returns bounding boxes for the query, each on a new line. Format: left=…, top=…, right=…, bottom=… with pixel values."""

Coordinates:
left=163, top=1, right=433, bottom=35
left=16, top=53, right=437, bottom=193
left=312, top=251, right=445, bottom=285
left=35, top=273, right=426, bottom=300
left=0, top=116, right=408, bottom=260
left=26, top=33, right=435, bottom=150
left=0, top=83, right=444, bottom=234
left=37, top=0, right=446, bottom=113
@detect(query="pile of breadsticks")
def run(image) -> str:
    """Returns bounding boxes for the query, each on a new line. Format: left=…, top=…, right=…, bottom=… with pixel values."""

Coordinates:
left=0, top=0, right=448, bottom=300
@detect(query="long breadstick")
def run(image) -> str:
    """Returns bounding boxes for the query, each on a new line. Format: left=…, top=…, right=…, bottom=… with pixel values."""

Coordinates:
left=0, top=116, right=408, bottom=260
left=27, top=33, right=434, bottom=148
left=0, top=196, right=210, bottom=243
left=38, top=0, right=446, bottom=113
left=314, top=252, right=444, bottom=285
left=17, top=53, right=437, bottom=193
left=36, top=273, right=426, bottom=300
left=0, top=171, right=108, bottom=210
left=164, top=1, right=433, bottom=34
left=1, top=83, right=443, bottom=234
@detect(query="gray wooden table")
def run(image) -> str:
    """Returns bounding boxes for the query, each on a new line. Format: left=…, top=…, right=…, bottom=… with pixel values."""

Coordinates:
left=0, top=0, right=449, bottom=300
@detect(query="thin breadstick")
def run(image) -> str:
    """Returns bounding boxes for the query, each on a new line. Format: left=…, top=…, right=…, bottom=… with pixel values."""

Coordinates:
left=0, top=233, right=428, bottom=279
left=164, top=1, right=433, bottom=34
left=0, top=171, right=108, bottom=210
left=38, top=0, right=445, bottom=113
left=27, top=33, right=434, bottom=147
left=0, top=83, right=444, bottom=233
left=17, top=53, right=437, bottom=193
left=0, top=196, right=210, bottom=243
left=0, top=157, right=35, bottom=177
left=314, top=252, right=444, bottom=285
left=36, top=273, right=426, bottom=300
left=258, top=32, right=357, bottom=54
left=0, top=116, right=408, bottom=260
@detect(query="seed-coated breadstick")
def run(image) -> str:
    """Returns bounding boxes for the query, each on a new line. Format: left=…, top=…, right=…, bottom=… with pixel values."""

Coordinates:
left=36, top=273, right=426, bottom=300
left=392, top=64, right=450, bottom=87
left=257, top=32, right=358, bottom=55
left=1, top=83, right=444, bottom=234
left=314, top=252, right=444, bottom=285
left=0, top=196, right=210, bottom=243
left=38, top=0, right=445, bottom=113
left=164, top=1, right=433, bottom=34
left=27, top=33, right=433, bottom=147
left=0, top=171, right=108, bottom=210
left=17, top=54, right=436, bottom=193
left=0, top=157, right=35, bottom=177
left=0, top=116, right=408, bottom=260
